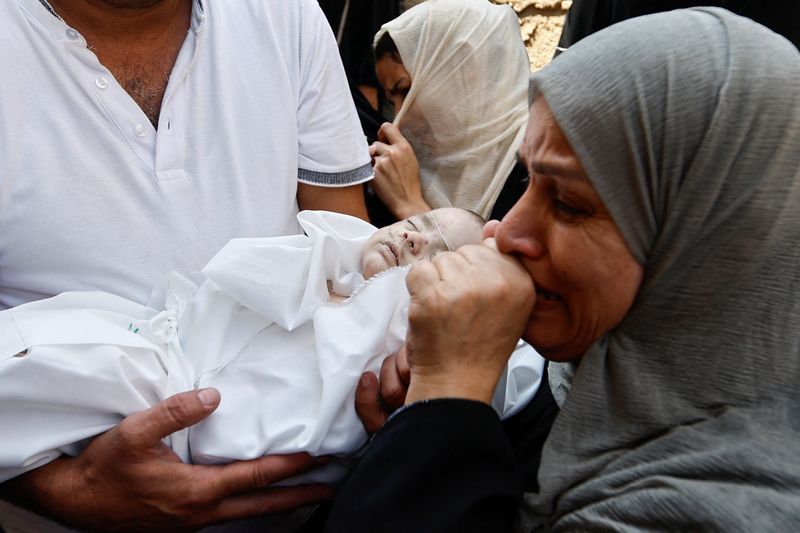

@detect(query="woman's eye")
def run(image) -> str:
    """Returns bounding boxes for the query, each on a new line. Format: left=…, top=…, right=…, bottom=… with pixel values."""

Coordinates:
left=554, top=198, right=590, bottom=218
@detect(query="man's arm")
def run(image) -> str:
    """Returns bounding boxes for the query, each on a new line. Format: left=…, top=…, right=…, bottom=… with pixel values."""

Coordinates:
left=297, top=182, right=370, bottom=221
left=0, top=389, right=331, bottom=532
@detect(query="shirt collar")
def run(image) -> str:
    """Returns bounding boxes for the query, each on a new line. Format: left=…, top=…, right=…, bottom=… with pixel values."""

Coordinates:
left=20, top=0, right=206, bottom=40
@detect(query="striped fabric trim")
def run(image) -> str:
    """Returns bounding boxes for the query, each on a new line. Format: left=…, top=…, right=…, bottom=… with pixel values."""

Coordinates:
left=298, top=162, right=373, bottom=187
left=38, top=0, right=61, bottom=20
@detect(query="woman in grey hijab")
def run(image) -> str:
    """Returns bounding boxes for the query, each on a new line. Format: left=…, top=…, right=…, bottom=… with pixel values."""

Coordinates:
left=326, top=7, right=800, bottom=532
left=523, top=6, right=800, bottom=531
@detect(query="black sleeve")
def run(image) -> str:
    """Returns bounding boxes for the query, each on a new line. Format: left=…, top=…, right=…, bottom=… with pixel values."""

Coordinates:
left=325, top=399, right=524, bottom=533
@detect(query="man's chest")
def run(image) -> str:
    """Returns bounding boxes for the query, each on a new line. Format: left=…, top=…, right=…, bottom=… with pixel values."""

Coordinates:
left=96, top=42, right=182, bottom=128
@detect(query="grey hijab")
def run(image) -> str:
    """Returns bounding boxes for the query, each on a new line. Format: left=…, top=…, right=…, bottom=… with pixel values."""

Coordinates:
left=523, top=8, right=800, bottom=531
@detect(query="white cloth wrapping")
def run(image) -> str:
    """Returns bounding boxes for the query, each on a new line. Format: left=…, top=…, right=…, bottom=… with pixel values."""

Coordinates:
left=0, top=211, right=544, bottom=483
left=375, top=0, right=530, bottom=218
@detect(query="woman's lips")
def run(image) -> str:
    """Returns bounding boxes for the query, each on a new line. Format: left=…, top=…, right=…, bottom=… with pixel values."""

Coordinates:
left=534, top=286, right=562, bottom=310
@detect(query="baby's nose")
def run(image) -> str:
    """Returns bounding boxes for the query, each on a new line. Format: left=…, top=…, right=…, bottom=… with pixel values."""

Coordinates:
left=404, top=231, right=427, bottom=254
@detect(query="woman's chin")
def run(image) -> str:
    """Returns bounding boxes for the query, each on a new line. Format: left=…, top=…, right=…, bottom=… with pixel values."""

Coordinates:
left=523, top=323, right=584, bottom=362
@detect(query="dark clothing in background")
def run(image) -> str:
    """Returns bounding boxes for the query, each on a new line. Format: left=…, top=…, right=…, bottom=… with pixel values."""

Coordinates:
left=318, top=0, right=401, bottom=88
left=489, top=162, right=530, bottom=222
left=559, top=0, right=800, bottom=49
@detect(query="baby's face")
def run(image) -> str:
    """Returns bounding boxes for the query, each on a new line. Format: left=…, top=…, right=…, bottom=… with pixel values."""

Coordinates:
left=361, top=208, right=484, bottom=279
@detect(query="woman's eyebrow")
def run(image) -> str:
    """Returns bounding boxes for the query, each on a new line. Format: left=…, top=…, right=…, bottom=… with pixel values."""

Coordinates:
left=532, top=161, right=584, bottom=180
left=517, top=150, right=583, bottom=180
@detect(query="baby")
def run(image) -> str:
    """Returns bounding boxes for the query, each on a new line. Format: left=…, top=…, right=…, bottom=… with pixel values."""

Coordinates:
left=0, top=209, right=544, bottom=484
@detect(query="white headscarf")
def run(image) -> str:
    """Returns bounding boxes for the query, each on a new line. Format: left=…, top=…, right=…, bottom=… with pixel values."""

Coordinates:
left=375, top=0, right=529, bottom=218
left=524, top=8, right=800, bottom=531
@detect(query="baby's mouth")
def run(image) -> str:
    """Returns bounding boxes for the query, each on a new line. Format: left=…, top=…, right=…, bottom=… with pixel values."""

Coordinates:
left=384, top=242, right=400, bottom=265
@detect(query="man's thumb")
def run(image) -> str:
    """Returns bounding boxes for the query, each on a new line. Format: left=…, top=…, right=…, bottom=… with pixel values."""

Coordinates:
left=119, top=388, right=220, bottom=445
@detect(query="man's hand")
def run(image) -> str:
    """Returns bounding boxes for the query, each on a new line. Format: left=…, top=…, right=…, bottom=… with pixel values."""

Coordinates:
left=403, top=239, right=535, bottom=405
left=2, top=388, right=331, bottom=532
left=369, top=122, right=430, bottom=220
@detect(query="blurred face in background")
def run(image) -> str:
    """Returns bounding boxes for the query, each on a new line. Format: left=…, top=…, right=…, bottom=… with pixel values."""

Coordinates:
left=375, top=54, right=411, bottom=113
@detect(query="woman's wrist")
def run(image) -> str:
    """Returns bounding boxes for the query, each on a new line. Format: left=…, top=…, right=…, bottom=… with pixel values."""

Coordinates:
left=405, top=370, right=499, bottom=406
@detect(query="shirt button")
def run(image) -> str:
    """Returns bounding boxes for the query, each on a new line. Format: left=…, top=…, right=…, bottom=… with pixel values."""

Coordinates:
left=95, top=77, right=108, bottom=90
left=65, top=28, right=80, bottom=40
left=134, top=124, right=147, bottom=138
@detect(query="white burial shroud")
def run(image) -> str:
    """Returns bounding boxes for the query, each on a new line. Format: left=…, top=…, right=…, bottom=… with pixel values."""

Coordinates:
left=0, top=211, right=544, bottom=483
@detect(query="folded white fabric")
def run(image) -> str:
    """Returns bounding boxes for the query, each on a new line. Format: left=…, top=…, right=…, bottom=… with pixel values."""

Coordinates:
left=0, top=211, right=544, bottom=483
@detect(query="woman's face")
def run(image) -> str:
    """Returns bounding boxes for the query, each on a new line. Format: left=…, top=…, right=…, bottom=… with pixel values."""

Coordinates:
left=375, top=55, right=412, bottom=112
left=493, top=97, right=644, bottom=361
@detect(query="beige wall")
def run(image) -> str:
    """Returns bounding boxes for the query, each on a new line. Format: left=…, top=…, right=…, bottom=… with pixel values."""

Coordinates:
left=401, top=0, right=572, bottom=71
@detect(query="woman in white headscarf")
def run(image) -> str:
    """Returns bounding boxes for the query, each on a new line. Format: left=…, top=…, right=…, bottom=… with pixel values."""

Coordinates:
left=368, top=0, right=530, bottom=222
left=325, top=7, right=800, bottom=532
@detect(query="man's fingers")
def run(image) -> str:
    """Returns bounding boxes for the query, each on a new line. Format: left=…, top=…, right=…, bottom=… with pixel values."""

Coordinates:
left=355, top=371, right=387, bottom=434
left=210, top=452, right=318, bottom=496
left=208, top=484, right=333, bottom=525
left=117, top=388, right=220, bottom=447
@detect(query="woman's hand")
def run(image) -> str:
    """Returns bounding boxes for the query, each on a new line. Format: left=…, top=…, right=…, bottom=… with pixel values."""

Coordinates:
left=369, top=122, right=431, bottom=220
left=353, top=238, right=534, bottom=433
left=403, top=239, right=536, bottom=405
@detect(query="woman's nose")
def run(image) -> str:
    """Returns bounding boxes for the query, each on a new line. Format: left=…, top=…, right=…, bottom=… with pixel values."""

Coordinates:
left=494, top=195, right=547, bottom=259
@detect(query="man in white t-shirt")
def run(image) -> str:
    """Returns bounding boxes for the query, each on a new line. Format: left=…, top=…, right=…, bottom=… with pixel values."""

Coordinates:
left=0, top=0, right=373, bottom=530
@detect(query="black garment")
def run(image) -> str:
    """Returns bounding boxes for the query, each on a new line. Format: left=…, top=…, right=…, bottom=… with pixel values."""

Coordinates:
left=318, top=0, right=401, bottom=88
left=559, top=0, right=800, bottom=49
left=489, top=161, right=530, bottom=222
left=325, top=365, right=559, bottom=532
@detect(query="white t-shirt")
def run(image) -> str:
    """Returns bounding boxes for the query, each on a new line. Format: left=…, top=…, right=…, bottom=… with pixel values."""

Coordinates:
left=0, top=0, right=372, bottom=309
